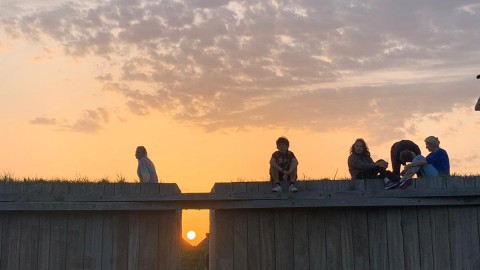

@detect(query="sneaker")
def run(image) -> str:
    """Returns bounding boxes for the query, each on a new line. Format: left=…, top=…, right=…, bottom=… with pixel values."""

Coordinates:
left=384, top=179, right=399, bottom=190
left=272, top=185, right=282, bottom=192
left=399, top=178, right=413, bottom=189
left=288, top=184, right=298, bottom=193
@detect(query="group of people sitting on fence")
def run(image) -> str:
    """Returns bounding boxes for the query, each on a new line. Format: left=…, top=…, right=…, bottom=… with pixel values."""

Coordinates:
left=134, top=135, right=450, bottom=193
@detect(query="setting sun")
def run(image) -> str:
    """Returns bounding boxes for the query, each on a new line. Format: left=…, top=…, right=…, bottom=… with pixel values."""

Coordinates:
left=186, top=230, right=196, bottom=241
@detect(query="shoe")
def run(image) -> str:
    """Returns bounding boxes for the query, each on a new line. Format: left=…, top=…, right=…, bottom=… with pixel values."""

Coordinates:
left=289, top=184, right=298, bottom=193
left=399, top=178, right=413, bottom=189
left=272, top=185, right=282, bottom=192
left=384, top=179, right=399, bottom=190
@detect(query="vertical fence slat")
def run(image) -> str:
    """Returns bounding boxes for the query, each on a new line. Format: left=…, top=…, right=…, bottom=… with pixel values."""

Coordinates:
left=275, top=209, right=294, bottom=270
left=233, top=183, right=248, bottom=270
left=308, top=208, right=326, bottom=270
left=293, top=209, right=309, bottom=270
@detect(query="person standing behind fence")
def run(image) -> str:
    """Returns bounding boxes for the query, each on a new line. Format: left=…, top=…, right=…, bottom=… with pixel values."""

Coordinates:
left=270, top=136, right=298, bottom=193
left=404, top=136, right=450, bottom=176
left=390, top=140, right=421, bottom=176
left=135, top=146, right=158, bottom=183
left=348, top=138, right=399, bottom=190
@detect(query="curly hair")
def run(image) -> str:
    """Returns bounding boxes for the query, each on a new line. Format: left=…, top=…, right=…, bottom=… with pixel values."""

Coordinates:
left=350, top=138, right=370, bottom=156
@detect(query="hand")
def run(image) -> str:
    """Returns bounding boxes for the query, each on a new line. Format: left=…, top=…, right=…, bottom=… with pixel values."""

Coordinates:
left=282, top=171, right=289, bottom=181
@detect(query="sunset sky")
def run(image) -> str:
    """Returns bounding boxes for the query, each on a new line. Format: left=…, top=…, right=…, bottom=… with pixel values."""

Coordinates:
left=1, top=0, right=479, bottom=244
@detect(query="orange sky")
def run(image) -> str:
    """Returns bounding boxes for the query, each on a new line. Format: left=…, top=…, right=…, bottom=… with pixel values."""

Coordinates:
left=1, top=0, right=480, bottom=245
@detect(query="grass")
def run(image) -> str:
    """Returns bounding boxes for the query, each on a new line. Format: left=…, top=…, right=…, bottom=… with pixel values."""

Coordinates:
left=0, top=172, right=128, bottom=183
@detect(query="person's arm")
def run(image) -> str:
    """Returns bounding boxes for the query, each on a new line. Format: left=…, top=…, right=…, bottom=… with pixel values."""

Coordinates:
left=287, top=158, right=298, bottom=174
left=270, top=158, right=282, bottom=171
left=349, top=155, right=377, bottom=170
left=405, top=156, right=427, bottom=170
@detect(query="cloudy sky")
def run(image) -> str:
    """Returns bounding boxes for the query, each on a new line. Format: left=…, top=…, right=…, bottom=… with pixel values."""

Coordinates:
left=1, top=0, right=480, bottom=242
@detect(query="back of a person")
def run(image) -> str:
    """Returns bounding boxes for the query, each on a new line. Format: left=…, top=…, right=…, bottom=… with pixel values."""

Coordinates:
left=426, top=148, right=450, bottom=176
left=139, top=157, right=159, bottom=183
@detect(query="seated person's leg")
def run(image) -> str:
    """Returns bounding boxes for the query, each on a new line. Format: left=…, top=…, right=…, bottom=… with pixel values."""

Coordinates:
left=270, top=166, right=281, bottom=185
left=288, top=167, right=298, bottom=184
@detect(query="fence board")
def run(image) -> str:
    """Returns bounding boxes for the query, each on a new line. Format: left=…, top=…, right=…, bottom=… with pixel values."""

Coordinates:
left=1, top=214, right=21, bottom=270
left=259, top=209, right=276, bottom=270
left=417, top=207, right=434, bottom=270
left=325, top=209, right=343, bottom=270
left=350, top=209, right=370, bottom=270
left=128, top=213, right=140, bottom=270
left=431, top=207, right=451, bottom=270
left=308, top=209, right=326, bottom=270
left=340, top=209, right=354, bottom=270
left=368, top=209, right=388, bottom=270
left=138, top=212, right=159, bottom=270
left=386, top=208, right=405, bottom=270
left=66, top=213, right=86, bottom=270
left=49, top=213, right=68, bottom=270
left=401, top=207, right=421, bottom=270
left=233, top=183, right=248, bottom=270
left=293, top=209, right=309, bottom=270
left=83, top=213, right=103, bottom=270
left=215, top=210, right=234, bottom=270
left=19, top=214, right=40, bottom=270
left=275, top=209, right=294, bottom=270
left=247, top=209, right=260, bottom=270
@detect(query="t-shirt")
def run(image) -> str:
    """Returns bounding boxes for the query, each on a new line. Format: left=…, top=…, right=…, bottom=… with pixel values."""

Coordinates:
left=412, top=155, right=438, bottom=177
left=426, top=148, right=450, bottom=176
left=137, top=157, right=158, bottom=183
left=271, top=151, right=296, bottom=171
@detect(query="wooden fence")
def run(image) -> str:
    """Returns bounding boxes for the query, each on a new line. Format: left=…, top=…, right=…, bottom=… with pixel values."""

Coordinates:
left=209, top=177, right=480, bottom=270
left=0, top=182, right=181, bottom=270
left=2, top=177, right=480, bottom=270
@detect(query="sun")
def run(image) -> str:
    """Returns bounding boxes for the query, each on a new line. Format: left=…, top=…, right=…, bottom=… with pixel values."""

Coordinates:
left=186, top=230, right=196, bottom=240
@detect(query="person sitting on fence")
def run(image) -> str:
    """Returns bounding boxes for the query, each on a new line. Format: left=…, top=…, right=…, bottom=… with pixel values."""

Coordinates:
left=404, top=136, right=450, bottom=176
left=270, top=136, right=298, bottom=193
left=397, top=150, right=439, bottom=189
left=348, top=138, right=400, bottom=190
left=135, top=146, right=158, bottom=183
left=390, top=140, right=421, bottom=176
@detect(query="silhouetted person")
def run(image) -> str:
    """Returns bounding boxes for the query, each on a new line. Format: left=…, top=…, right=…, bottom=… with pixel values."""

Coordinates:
left=135, top=146, right=158, bottom=183
left=390, top=140, right=421, bottom=176
left=270, top=136, right=298, bottom=192
left=348, top=138, right=399, bottom=190
left=405, top=136, right=450, bottom=176
left=397, top=150, right=438, bottom=189
left=475, top=97, right=480, bottom=111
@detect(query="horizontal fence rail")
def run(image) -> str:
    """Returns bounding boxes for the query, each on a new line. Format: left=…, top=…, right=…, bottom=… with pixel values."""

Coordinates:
left=0, top=177, right=479, bottom=210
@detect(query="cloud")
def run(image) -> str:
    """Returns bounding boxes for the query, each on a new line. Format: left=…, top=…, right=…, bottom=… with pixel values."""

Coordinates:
left=30, top=117, right=57, bottom=125
left=5, top=0, right=480, bottom=137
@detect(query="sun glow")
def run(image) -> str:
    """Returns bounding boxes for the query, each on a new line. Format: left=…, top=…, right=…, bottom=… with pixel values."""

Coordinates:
left=186, top=230, right=197, bottom=240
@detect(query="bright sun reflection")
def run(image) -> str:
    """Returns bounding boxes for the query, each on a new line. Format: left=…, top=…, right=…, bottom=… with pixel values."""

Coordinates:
left=186, top=230, right=196, bottom=240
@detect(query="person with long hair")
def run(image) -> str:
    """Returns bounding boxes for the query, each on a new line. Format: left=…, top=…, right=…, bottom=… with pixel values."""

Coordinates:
left=348, top=138, right=400, bottom=189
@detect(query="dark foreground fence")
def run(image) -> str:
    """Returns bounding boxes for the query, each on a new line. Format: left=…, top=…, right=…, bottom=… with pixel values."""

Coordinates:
left=2, top=177, right=480, bottom=270
left=0, top=182, right=181, bottom=270
left=209, top=177, right=480, bottom=270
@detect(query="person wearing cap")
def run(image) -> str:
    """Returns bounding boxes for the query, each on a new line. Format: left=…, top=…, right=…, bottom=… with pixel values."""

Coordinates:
left=405, top=136, right=450, bottom=176
left=135, top=146, right=158, bottom=183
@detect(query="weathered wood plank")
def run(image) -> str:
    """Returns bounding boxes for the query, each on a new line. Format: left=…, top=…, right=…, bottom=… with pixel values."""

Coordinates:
left=138, top=212, right=159, bottom=270
left=417, top=207, right=434, bottom=270
left=431, top=207, right=451, bottom=270
left=214, top=210, right=234, bottom=270
left=325, top=209, right=343, bottom=269
left=386, top=208, right=405, bottom=270
left=368, top=209, right=388, bottom=270
left=232, top=183, right=248, bottom=270
left=247, top=209, right=261, bottom=270
left=83, top=213, right=103, bottom=270
left=275, top=209, right=294, bottom=270
left=259, top=209, right=276, bottom=270
left=350, top=209, right=370, bottom=270
left=128, top=213, right=140, bottom=270
left=49, top=213, right=68, bottom=270
left=340, top=209, right=354, bottom=270
left=1, top=214, right=21, bottom=270
left=308, top=209, right=326, bottom=270
left=449, top=206, right=480, bottom=270
left=65, top=213, right=86, bottom=270
left=401, top=207, right=421, bottom=270
left=293, top=209, right=309, bottom=270
left=19, top=214, right=40, bottom=270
